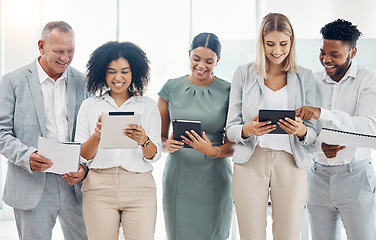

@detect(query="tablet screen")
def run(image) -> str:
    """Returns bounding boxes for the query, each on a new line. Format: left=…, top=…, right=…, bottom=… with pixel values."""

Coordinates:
left=258, top=109, right=295, bottom=134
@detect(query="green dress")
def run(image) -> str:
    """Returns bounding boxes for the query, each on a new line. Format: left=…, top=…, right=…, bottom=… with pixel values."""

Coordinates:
left=158, top=76, right=233, bottom=240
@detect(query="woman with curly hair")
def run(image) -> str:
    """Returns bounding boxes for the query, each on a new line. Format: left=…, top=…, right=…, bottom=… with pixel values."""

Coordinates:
left=75, top=41, right=162, bottom=240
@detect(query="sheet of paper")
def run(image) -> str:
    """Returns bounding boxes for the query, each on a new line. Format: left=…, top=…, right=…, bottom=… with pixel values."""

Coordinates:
left=38, top=136, right=81, bottom=174
left=318, top=128, right=376, bottom=148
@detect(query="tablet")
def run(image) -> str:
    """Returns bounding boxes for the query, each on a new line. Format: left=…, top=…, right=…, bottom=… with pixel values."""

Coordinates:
left=100, top=112, right=141, bottom=149
left=172, top=119, right=202, bottom=148
left=258, top=109, right=296, bottom=134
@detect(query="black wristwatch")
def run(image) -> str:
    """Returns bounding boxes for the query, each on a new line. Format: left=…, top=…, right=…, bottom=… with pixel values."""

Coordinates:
left=141, top=137, right=150, bottom=148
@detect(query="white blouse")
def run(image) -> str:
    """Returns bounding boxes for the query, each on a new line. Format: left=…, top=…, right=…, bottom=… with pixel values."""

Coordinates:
left=258, top=85, right=292, bottom=154
left=75, top=93, right=162, bottom=172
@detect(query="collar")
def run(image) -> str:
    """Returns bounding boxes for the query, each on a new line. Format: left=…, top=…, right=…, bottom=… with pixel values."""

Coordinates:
left=98, top=92, right=143, bottom=106
left=36, top=58, right=67, bottom=84
left=322, top=61, right=358, bottom=84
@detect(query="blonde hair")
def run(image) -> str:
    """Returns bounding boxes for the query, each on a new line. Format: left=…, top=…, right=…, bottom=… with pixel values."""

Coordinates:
left=254, top=13, right=297, bottom=79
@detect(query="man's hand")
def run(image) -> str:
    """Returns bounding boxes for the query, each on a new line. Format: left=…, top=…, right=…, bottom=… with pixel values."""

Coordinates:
left=321, top=142, right=346, bottom=158
left=296, top=106, right=321, bottom=121
left=30, top=152, right=53, bottom=172
left=62, top=165, right=86, bottom=185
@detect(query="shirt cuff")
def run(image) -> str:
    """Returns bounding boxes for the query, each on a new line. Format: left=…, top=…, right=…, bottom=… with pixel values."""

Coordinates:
left=239, top=133, right=255, bottom=144
left=25, top=147, right=38, bottom=174
left=297, top=134, right=308, bottom=145
left=319, top=108, right=333, bottom=122
left=142, top=145, right=161, bottom=163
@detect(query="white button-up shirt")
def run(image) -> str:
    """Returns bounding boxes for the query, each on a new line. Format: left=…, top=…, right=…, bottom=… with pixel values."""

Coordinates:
left=313, top=62, right=376, bottom=165
left=75, top=93, right=162, bottom=172
left=36, top=58, right=69, bottom=142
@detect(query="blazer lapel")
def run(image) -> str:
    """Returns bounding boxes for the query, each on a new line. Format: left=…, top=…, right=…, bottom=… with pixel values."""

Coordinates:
left=256, top=75, right=265, bottom=107
left=66, top=67, right=77, bottom=141
left=27, top=62, right=47, bottom=137
left=287, top=71, right=297, bottom=109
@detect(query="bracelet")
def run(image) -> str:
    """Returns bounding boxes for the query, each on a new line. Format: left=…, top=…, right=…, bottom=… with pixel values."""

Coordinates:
left=245, top=124, right=251, bottom=137
left=209, top=147, right=220, bottom=159
left=140, top=137, right=150, bottom=147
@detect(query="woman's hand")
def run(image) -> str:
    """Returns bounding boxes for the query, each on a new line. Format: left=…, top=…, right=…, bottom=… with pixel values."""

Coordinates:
left=181, top=130, right=218, bottom=156
left=123, top=124, right=148, bottom=145
left=164, top=132, right=184, bottom=153
left=124, top=124, right=158, bottom=159
left=278, top=116, right=307, bottom=139
left=243, top=114, right=276, bottom=137
left=81, top=115, right=102, bottom=160
left=94, top=115, right=102, bottom=139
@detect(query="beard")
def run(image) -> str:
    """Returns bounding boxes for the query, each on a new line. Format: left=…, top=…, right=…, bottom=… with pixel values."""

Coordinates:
left=332, top=54, right=351, bottom=79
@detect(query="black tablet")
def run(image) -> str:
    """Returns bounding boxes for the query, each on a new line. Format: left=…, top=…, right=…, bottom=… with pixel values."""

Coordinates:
left=172, top=119, right=202, bottom=148
left=258, top=109, right=296, bottom=134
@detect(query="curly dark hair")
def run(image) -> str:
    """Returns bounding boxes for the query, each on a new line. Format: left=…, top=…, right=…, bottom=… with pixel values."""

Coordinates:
left=320, top=19, right=362, bottom=48
left=86, top=41, right=150, bottom=96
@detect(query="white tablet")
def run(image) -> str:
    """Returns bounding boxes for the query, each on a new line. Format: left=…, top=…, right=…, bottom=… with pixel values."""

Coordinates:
left=100, top=112, right=141, bottom=149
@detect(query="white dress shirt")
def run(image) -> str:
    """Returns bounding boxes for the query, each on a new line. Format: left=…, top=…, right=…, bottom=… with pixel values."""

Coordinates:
left=313, top=61, right=376, bottom=165
left=75, top=93, right=162, bottom=172
left=36, top=58, right=69, bottom=142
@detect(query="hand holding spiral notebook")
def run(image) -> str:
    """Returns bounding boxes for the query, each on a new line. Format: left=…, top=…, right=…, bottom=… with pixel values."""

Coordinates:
left=319, top=128, right=376, bottom=148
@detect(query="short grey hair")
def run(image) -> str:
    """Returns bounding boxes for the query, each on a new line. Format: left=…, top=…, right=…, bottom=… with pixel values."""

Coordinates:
left=41, top=21, right=73, bottom=40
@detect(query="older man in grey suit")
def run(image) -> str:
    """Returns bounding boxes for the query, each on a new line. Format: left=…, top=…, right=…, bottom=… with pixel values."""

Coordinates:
left=0, top=21, right=88, bottom=239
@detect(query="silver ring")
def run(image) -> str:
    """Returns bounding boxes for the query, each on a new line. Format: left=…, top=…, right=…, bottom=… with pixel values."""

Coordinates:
left=262, top=130, right=265, bottom=134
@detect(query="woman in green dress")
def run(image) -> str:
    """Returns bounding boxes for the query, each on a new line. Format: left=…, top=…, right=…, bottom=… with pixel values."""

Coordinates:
left=158, top=32, right=234, bottom=240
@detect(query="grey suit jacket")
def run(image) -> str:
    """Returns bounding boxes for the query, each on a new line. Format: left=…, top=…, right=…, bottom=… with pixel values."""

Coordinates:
left=226, top=62, right=317, bottom=168
left=0, top=61, right=88, bottom=210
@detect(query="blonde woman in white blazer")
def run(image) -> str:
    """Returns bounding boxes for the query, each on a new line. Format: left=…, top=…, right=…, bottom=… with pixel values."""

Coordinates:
left=226, top=13, right=316, bottom=240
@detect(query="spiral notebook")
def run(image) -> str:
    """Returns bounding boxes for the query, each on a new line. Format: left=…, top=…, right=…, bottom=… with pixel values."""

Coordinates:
left=319, top=128, right=376, bottom=148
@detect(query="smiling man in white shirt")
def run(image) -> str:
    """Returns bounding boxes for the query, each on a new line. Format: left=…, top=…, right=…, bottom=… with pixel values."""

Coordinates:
left=297, top=19, right=376, bottom=240
left=0, top=21, right=88, bottom=240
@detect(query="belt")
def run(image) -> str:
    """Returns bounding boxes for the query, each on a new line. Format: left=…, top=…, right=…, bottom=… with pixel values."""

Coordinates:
left=314, top=158, right=371, bottom=173
left=90, top=167, right=150, bottom=175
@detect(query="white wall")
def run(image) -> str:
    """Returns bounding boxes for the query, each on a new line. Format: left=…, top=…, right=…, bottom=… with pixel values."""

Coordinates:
left=2, top=0, right=43, bottom=74
left=258, top=0, right=376, bottom=39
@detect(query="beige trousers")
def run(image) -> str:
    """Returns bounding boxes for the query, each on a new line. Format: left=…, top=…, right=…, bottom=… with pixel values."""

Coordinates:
left=232, top=146, right=307, bottom=240
left=82, top=167, right=157, bottom=240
